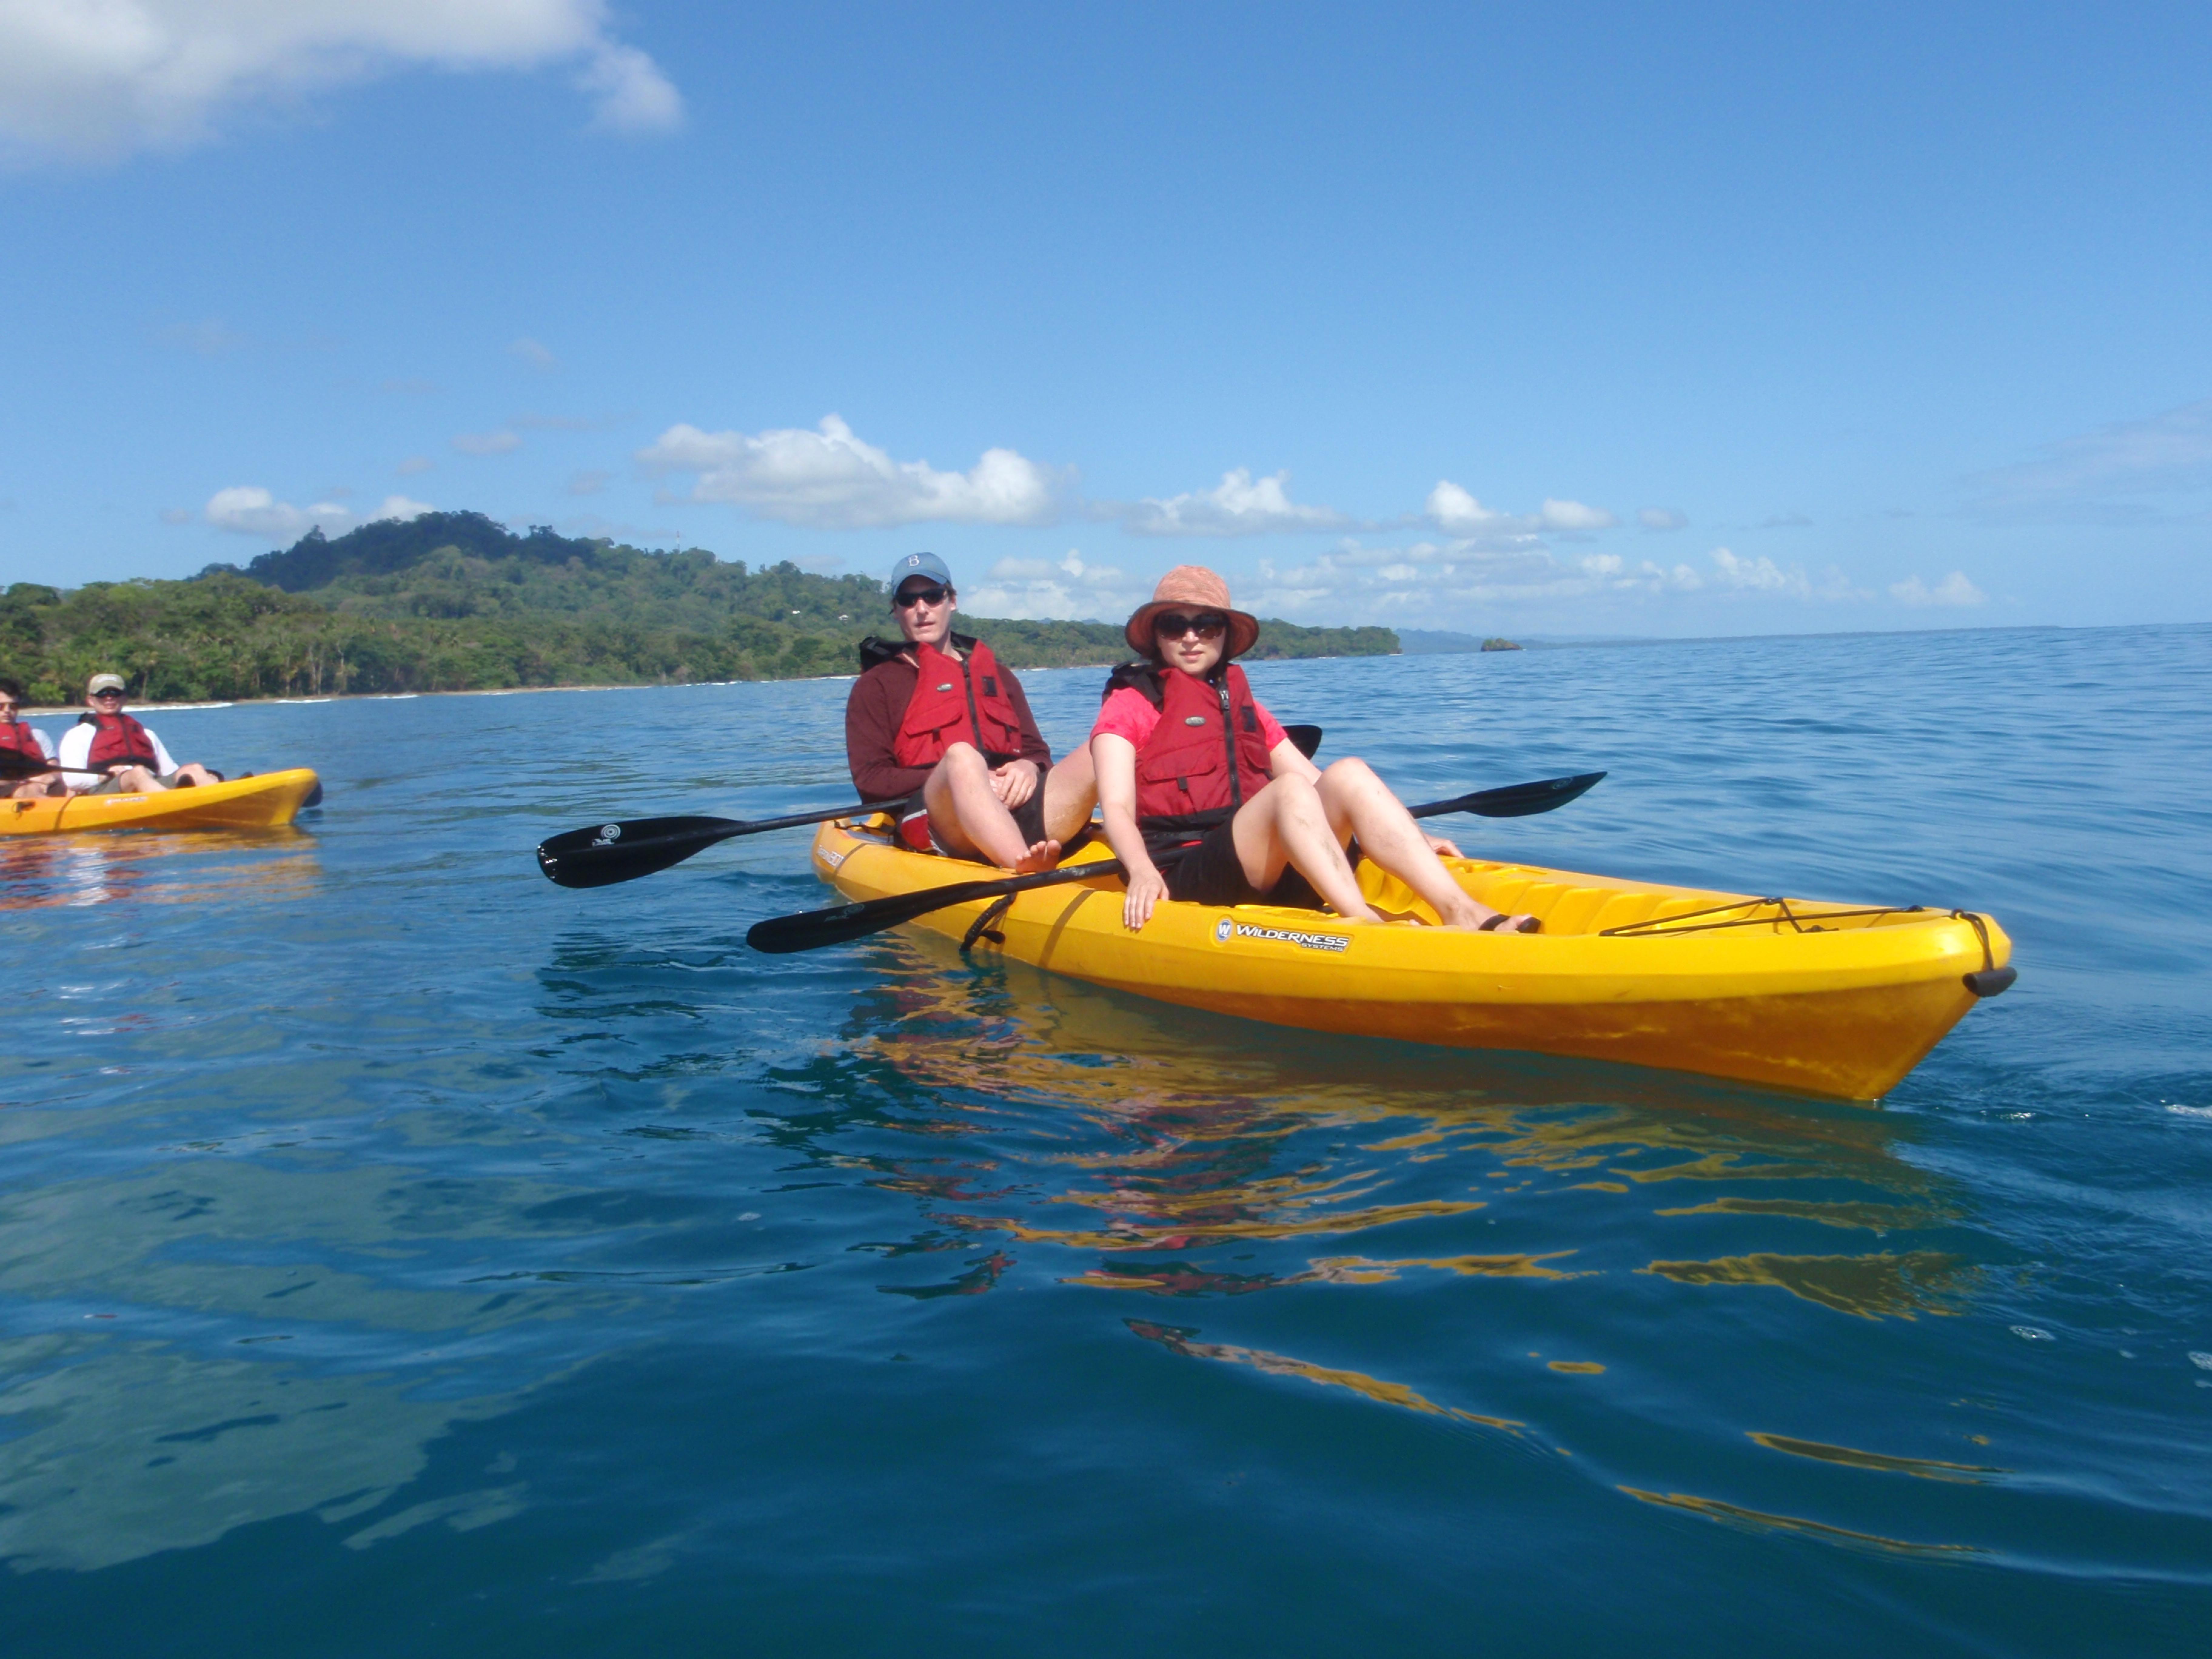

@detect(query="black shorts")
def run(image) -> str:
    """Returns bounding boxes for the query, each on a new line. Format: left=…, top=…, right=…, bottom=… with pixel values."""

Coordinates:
left=1157, top=818, right=1327, bottom=910
left=899, top=789, right=1050, bottom=860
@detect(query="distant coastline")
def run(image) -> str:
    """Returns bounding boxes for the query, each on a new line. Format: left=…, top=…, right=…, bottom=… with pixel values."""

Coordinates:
left=3, top=511, right=1397, bottom=707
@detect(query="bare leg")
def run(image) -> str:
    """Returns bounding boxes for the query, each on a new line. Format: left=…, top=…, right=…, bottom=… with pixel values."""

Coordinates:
left=1039, top=746, right=1097, bottom=843
left=1228, top=774, right=1382, bottom=921
left=173, top=762, right=220, bottom=786
left=110, top=765, right=164, bottom=792
left=923, top=742, right=1060, bottom=873
left=1312, top=758, right=1530, bottom=930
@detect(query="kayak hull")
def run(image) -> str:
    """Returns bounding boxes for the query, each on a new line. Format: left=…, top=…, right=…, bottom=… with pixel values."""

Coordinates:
left=808, top=819, right=2012, bottom=1102
left=0, top=769, right=321, bottom=837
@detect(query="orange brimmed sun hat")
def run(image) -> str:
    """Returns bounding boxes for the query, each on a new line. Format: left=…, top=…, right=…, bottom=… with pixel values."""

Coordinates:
left=1124, top=565, right=1261, bottom=660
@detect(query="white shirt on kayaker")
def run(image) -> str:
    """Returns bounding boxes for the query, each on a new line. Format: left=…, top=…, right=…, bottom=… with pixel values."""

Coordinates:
left=55, top=719, right=179, bottom=777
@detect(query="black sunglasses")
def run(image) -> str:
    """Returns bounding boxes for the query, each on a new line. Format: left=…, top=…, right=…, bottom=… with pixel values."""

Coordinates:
left=893, top=586, right=949, bottom=609
left=1153, top=612, right=1227, bottom=640
left=90, top=689, right=125, bottom=699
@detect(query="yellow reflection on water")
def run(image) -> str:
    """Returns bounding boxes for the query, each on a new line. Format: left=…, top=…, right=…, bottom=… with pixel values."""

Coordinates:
left=1128, top=1319, right=1522, bottom=1432
left=1060, top=1250, right=1580, bottom=1297
left=832, top=936, right=1957, bottom=1311
left=1617, top=1485, right=1980, bottom=1558
left=0, top=828, right=320, bottom=910
left=1640, top=1251, right=1973, bottom=1319
left=1654, top=1197, right=1953, bottom=1232
left=1747, top=1432, right=2008, bottom=1483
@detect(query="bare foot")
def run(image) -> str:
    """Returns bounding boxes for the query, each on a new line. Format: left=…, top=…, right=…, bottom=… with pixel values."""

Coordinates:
left=1012, top=838, right=1063, bottom=875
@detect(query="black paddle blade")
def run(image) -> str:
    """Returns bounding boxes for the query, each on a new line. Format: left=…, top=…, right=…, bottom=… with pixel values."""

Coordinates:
left=1411, top=770, right=1606, bottom=820
left=536, top=815, right=738, bottom=888
left=1284, top=724, right=1323, bottom=759
left=748, top=860, right=1126, bottom=955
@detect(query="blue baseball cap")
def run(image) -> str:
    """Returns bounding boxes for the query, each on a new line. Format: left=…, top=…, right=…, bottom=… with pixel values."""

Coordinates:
left=889, top=550, right=952, bottom=593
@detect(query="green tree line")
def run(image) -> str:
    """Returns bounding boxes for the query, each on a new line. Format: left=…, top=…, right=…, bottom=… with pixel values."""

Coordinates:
left=2, top=513, right=1397, bottom=704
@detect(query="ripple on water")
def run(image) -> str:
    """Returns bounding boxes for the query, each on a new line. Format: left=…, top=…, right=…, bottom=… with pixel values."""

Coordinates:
left=4, top=627, right=2211, bottom=1653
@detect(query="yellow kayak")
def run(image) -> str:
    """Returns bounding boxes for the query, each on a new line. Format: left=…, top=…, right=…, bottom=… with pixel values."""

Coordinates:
left=0, top=769, right=321, bottom=837
left=808, top=816, right=2014, bottom=1102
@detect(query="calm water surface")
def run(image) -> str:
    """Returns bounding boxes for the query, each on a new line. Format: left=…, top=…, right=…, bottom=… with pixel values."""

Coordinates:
left=4, top=625, right=2209, bottom=1655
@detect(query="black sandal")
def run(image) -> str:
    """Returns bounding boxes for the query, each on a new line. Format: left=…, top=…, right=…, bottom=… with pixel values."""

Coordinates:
left=1478, top=913, right=1543, bottom=934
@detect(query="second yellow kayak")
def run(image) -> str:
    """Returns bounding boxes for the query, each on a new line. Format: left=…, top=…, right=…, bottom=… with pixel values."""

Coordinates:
left=0, top=769, right=321, bottom=837
left=808, top=816, right=2013, bottom=1102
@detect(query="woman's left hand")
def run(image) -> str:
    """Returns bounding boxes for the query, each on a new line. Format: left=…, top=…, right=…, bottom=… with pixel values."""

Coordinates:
left=1425, top=833, right=1463, bottom=859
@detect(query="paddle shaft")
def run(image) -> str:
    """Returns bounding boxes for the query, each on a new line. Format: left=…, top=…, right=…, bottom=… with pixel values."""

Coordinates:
left=582, top=803, right=896, bottom=862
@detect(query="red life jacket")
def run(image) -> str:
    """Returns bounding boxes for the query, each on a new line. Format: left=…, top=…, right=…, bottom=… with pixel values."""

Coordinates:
left=0, top=720, right=47, bottom=768
left=1112, top=660, right=1274, bottom=847
left=80, top=710, right=159, bottom=770
left=893, top=636, right=1027, bottom=768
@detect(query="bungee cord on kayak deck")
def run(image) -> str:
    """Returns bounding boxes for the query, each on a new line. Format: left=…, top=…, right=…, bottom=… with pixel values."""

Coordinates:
left=1594, top=897, right=2016, bottom=995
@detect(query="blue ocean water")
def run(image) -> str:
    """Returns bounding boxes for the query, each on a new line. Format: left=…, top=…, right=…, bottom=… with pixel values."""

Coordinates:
left=3, top=623, right=2208, bottom=1655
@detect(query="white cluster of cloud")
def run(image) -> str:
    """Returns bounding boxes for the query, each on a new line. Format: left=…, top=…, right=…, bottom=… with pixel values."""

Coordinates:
left=964, top=548, right=1150, bottom=622
left=1889, top=571, right=1986, bottom=607
left=1252, top=537, right=1871, bottom=619
left=0, top=0, right=681, bottom=164
left=1424, top=481, right=1618, bottom=539
left=638, top=415, right=1061, bottom=530
left=452, top=429, right=521, bottom=457
left=1637, top=507, right=1688, bottom=532
left=198, top=485, right=430, bottom=539
left=1120, top=469, right=1351, bottom=537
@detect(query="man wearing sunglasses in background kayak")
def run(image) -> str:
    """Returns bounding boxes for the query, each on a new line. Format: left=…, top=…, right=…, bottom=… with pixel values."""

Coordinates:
left=53, top=673, right=223, bottom=794
left=846, top=552, right=1097, bottom=873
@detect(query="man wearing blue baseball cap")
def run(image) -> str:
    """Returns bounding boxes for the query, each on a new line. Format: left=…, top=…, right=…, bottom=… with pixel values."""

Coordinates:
left=846, top=552, right=1095, bottom=872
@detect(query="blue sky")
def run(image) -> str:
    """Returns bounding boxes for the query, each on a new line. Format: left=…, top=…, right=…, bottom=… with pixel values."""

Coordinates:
left=2, top=2, right=2207, bottom=635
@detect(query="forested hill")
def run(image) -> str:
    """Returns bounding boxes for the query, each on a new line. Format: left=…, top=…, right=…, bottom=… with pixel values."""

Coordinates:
left=2, top=513, right=1396, bottom=704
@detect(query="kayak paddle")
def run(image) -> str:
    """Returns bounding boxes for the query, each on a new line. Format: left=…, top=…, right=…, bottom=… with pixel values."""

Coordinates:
left=748, top=858, right=1130, bottom=953
left=537, top=800, right=912, bottom=889
left=747, top=770, right=1606, bottom=954
left=541, top=729, right=1325, bottom=892
left=0, top=754, right=106, bottom=780
left=1406, top=770, right=1605, bottom=819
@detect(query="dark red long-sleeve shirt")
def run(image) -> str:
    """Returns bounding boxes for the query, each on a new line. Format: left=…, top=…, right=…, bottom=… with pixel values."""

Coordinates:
left=844, top=635, right=1053, bottom=803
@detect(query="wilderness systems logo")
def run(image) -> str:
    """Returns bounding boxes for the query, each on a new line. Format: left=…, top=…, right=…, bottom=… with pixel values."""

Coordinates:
left=1212, top=916, right=1350, bottom=954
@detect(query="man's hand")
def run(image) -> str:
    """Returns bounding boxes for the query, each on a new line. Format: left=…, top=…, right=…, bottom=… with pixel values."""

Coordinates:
left=991, top=758, right=1040, bottom=807
left=1424, top=833, right=1463, bottom=860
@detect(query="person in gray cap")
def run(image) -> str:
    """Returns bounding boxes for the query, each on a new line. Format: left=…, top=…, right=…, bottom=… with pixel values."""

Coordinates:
left=845, top=552, right=1095, bottom=871
left=53, top=673, right=222, bottom=793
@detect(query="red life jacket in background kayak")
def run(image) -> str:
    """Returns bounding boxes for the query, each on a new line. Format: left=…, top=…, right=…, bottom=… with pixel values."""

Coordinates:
left=893, top=636, right=1026, bottom=768
left=0, top=720, right=47, bottom=768
left=1114, top=660, right=1274, bottom=846
left=80, top=710, right=159, bottom=770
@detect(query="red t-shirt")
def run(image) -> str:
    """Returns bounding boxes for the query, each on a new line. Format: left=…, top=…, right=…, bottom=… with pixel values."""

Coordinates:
left=1090, top=685, right=1290, bottom=755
